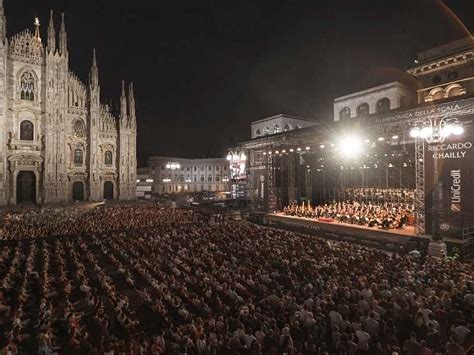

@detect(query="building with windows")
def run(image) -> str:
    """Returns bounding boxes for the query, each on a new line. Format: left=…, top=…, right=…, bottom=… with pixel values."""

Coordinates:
left=333, top=82, right=413, bottom=121
left=147, top=156, right=230, bottom=195
left=251, top=114, right=317, bottom=139
left=0, top=4, right=137, bottom=205
left=136, top=167, right=153, bottom=200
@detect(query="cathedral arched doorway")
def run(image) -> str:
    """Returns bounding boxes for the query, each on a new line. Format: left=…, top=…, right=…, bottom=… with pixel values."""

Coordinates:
left=72, top=182, right=85, bottom=201
left=16, top=171, right=36, bottom=204
left=104, top=181, right=114, bottom=200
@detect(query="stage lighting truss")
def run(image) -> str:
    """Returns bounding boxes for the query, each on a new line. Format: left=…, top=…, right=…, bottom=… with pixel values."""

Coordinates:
left=409, top=117, right=464, bottom=144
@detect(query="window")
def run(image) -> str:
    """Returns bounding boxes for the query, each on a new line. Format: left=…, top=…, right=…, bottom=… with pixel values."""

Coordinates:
left=20, top=71, right=35, bottom=101
left=74, top=149, right=83, bottom=165
left=432, top=75, right=442, bottom=84
left=73, top=120, right=85, bottom=138
left=216, top=166, right=219, bottom=171
left=273, top=125, right=280, bottom=134
left=376, top=98, right=390, bottom=113
left=200, top=176, right=204, bottom=182
left=339, top=107, right=351, bottom=120
left=186, top=167, right=190, bottom=171
left=448, top=71, right=458, bottom=80
left=216, top=176, right=220, bottom=181
left=208, top=176, right=212, bottom=182
left=446, top=84, right=463, bottom=98
left=356, top=103, right=369, bottom=117
left=194, top=176, right=197, bottom=182
left=20, top=120, right=34, bottom=141
left=284, top=123, right=291, bottom=131
left=224, top=166, right=227, bottom=171
left=208, top=166, right=212, bottom=171
left=255, top=129, right=261, bottom=136
left=105, top=151, right=113, bottom=165
left=193, top=166, right=197, bottom=171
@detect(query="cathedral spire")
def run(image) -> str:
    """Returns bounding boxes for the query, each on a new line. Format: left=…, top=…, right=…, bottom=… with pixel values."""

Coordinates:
left=90, top=48, right=99, bottom=88
left=0, top=0, right=6, bottom=43
left=128, top=82, right=136, bottom=124
left=47, top=10, right=56, bottom=53
left=59, top=12, right=67, bottom=55
left=120, top=80, right=128, bottom=121
left=34, top=16, right=41, bottom=42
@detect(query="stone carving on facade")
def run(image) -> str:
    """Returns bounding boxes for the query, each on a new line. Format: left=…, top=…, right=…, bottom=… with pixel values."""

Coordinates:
left=0, top=8, right=137, bottom=205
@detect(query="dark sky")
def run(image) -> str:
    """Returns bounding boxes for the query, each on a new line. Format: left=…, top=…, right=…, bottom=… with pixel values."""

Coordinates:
left=6, top=0, right=474, bottom=165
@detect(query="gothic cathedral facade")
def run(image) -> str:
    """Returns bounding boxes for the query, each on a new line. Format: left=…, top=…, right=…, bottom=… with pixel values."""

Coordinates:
left=0, top=2, right=137, bottom=205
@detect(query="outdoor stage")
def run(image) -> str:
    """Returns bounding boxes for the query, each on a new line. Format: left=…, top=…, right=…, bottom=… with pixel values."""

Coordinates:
left=264, top=212, right=424, bottom=252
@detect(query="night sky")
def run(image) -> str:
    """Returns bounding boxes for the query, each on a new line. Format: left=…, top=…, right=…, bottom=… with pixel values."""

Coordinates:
left=7, top=0, right=474, bottom=165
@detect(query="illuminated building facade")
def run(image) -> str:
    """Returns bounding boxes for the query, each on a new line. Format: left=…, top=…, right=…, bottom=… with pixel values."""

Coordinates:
left=0, top=4, right=137, bottom=205
left=147, top=156, right=229, bottom=195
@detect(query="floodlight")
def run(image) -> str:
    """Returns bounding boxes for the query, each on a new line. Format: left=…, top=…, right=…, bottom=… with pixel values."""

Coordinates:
left=338, top=135, right=363, bottom=159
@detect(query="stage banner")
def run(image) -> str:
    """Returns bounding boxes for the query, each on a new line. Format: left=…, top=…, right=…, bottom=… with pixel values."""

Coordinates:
left=424, top=120, right=474, bottom=237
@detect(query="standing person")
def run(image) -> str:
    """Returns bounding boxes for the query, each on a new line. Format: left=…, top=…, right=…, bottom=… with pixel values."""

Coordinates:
left=355, top=325, right=370, bottom=354
left=403, top=332, right=422, bottom=355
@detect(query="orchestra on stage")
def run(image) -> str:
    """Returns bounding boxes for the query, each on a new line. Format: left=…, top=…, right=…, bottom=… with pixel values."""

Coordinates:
left=282, top=199, right=414, bottom=230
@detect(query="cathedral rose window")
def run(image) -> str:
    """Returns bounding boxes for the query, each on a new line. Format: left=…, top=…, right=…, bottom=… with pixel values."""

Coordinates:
left=20, top=71, right=35, bottom=101
left=20, top=120, right=34, bottom=140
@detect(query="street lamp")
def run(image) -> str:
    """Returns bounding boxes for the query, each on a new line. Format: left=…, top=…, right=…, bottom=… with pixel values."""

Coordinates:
left=166, top=162, right=181, bottom=170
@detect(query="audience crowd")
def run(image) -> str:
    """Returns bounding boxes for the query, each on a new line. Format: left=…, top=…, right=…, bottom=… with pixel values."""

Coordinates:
left=0, top=205, right=472, bottom=354
left=283, top=201, right=413, bottom=230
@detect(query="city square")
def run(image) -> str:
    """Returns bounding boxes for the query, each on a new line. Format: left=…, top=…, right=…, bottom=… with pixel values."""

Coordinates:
left=0, top=1, right=473, bottom=354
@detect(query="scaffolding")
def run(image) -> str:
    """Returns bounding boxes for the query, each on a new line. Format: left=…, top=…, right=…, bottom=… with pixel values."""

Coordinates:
left=267, top=153, right=277, bottom=212
left=414, top=140, right=425, bottom=235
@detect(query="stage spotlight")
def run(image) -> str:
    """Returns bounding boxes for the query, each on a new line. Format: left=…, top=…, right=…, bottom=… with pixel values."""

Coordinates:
left=452, top=125, right=464, bottom=136
left=305, top=146, right=310, bottom=151
left=337, top=135, right=363, bottom=159
left=320, top=144, right=325, bottom=149
left=378, top=137, right=384, bottom=141
left=289, top=148, right=294, bottom=152
left=392, top=135, right=399, bottom=140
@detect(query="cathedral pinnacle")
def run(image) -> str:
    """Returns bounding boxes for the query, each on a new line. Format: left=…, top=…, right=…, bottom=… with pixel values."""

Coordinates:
left=34, top=16, right=41, bottom=42
left=90, top=49, right=99, bottom=88
left=0, top=0, right=6, bottom=42
left=47, top=10, right=56, bottom=52
left=120, top=80, right=128, bottom=121
left=59, top=12, right=67, bottom=54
